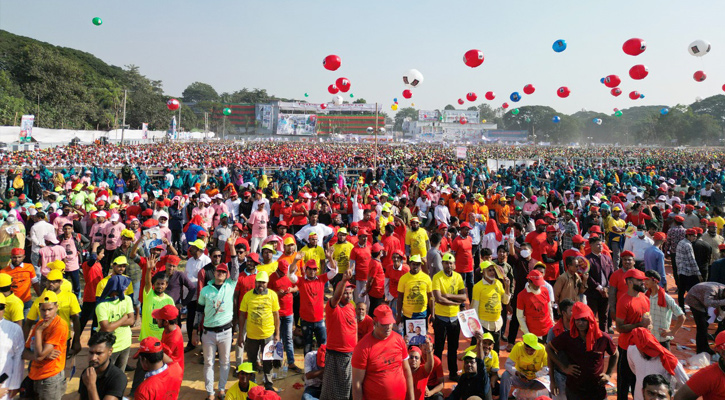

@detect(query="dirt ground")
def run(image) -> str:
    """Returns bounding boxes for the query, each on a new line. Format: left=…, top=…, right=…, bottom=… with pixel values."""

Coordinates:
left=60, top=260, right=715, bottom=400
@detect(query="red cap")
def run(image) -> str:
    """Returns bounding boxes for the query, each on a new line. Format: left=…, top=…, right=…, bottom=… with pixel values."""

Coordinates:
left=371, top=243, right=384, bottom=252
left=151, top=304, right=179, bottom=321
left=589, top=226, right=602, bottom=233
left=216, top=263, right=229, bottom=273
left=526, top=270, right=545, bottom=285
left=197, top=230, right=209, bottom=237
left=166, top=255, right=181, bottom=266
left=349, top=221, right=359, bottom=228
left=248, top=253, right=260, bottom=264
left=685, top=204, right=695, bottom=211
left=276, top=220, right=288, bottom=227
left=535, top=219, right=547, bottom=226
left=374, top=304, right=396, bottom=324
left=685, top=228, right=697, bottom=235
left=10, top=248, right=24, bottom=256
left=674, top=216, right=685, bottom=223
left=653, top=232, right=667, bottom=241
left=546, top=225, right=557, bottom=233
left=715, top=331, right=725, bottom=350
left=437, top=223, right=448, bottom=230
left=142, top=208, right=154, bottom=217
left=544, top=212, right=555, bottom=219
left=620, top=250, right=635, bottom=258
left=708, top=221, right=718, bottom=227
left=623, top=268, right=647, bottom=280
left=719, top=244, right=725, bottom=251
left=695, top=227, right=704, bottom=234
left=277, top=259, right=289, bottom=274
left=460, top=222, right=471, bottom=229
left=571, top=235, right=585, bottom=244
left=133, top=337, right=163, bottom=358
left=305, top=259, right=319, bottom=269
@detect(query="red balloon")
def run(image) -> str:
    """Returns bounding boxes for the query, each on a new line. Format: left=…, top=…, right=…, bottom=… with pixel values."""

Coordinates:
left=629, top=65, right=649, bottom=80
left=694, top=70, right=707, bottom=82
left=622, top=38, right=646, bottom=56
left=459, top=117, right=468, bottom=125
left=328, top=84, right=339, bottom=94
left=611, top=88, right=622, bottom=97
left=557, top=86, right=571, bottom=98
left=722, top=84, right=725, bottom=92
left=335, top=77, right=351, bottom=92
left=604, top=75, right=621, bottom=88
left=613, top=108, right=619, bottom=112
left=402, top=89, right=413, bottom=99
left=320, top=103, right=327, bottom=109
left=629, top=91, right=640, bottom=100
left=166, top=99, right=180, bottom=111
left=323, top=55, right=341, bottom=71
left=502, top=102, right=509, bottom=109
left=463, top=49, right=484, bottom=68
left=466, top=92, right=477, bottom=102
left=485, top=91, right=496, bottom=100
left=458, top=98, right=464, bottom=105
left=523, top=84, right=535, bottom=95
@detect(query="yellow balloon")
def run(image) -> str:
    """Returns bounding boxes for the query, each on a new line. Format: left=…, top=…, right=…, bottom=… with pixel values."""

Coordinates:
left=411, top=103, right=415, bottom=106
left=391, top=104, right=398, bottom=110
left=482, top=119, right=487, bottom=123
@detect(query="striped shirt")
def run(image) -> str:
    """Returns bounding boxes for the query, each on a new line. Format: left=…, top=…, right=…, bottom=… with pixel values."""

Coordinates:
left=675, top=239, right=700, bottom=277
left=648, top=292, right=684, bottom=342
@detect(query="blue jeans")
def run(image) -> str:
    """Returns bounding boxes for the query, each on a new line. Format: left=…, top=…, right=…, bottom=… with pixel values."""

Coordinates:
left=301, top=319, right=326, bottom=356
left=64, top=269, right=80, bottom=298
left=131, top=280, right=140, bottom=308
left=302, top=385, right=322, bottom=400
left=280, top=315, right=295, bottom=365
left=461, top=271, right=474, bottom=302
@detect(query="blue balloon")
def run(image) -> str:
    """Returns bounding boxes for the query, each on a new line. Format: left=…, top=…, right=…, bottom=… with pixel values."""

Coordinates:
left=640, top=94, right=645, bottom=99
left=510, top=92, right=521, bottom=102
left=592, top=118, right=598, bottom=123
left=661, top=108, right=669, bottom=115
left=552, top=116, right=561, bottom=123
left=393, top=98, right=398, bottom=102
left=552, top=39, right=567, bottom=53
left=600, top=77, right=605, bottom=84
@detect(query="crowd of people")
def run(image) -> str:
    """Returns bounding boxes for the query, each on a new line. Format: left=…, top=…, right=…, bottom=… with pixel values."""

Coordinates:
left=0, top=142, right=724, bottom=400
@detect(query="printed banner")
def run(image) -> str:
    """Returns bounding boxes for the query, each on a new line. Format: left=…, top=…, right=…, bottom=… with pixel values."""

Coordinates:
left=142, top=123, right=148, bottom=139
left=403, top=319, right=428, bottom=346
left=455, top=146, right=467, bottom=159
left=20, top=115, right=34, bottom=142
left=276, top=114, right=317, bottom=135
left=277, top=101, right=382, bottom=113
left=458, top=309, right=483, bottom=338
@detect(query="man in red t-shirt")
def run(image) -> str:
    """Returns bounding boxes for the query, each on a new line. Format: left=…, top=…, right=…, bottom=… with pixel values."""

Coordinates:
left=608, top=250, right=636, bottom=321
left=525, top=220, right=548, bottom=261
left=356, top=302, right=374, bottom=340
left=352, top=305, right=415, bottom=400
left=80, top=244, right=104, bottom=332
left=268, top=259, right=303, bottom=374
left=363, top=243, right=386, bottom=315
left=540, top=226, right=562, bottom=282
left=320, top=270, right=357, bottom=400
left=381, top=225, right=402, bottom=272
left=516, top=269, right=554, bottom=338
left=674, top=330, right=725, bottom=400
left=408, top=338, right=434, bottom=400
left=451, top=222, right=474, bottom=299
left=298, top=258, right=337, bottom=355
left=350, top=234, right=372, bottom=305
left=614, top=268, right=651, bottom=400
left=133, top=337, right=183, bottom=400
left=357, top=210, right=377, bottom=243
left=385, top=251, right=410, bottom=316
left=152, top=304, right=185, bottom=372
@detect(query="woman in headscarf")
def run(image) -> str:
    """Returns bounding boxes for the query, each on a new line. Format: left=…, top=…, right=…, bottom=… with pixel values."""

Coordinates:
left=627, top=327, right=688, bottom=400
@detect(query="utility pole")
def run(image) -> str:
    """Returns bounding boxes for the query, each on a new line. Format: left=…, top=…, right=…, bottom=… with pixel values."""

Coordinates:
left=120, top=89, right=127, bottom=145
left=178, top=104, right=181, bottom=136
left=374, top=102, right=378, bottom=172
left=37, top=95, right=40, bottom=126
left=204, top=112, right=209, bottom=138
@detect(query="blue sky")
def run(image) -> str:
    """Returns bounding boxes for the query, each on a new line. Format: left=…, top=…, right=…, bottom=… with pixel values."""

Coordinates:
left=2, top=0, right=725, bottom=115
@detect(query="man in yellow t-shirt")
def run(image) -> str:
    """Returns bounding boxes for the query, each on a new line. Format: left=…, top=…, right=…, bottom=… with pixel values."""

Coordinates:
left=711, top=214, right=725, bottom=236
left=500, top=333, right=548, bottom=398
left=431, top=252, right=467, bottom=376
left=25, top=269, right=82, bottom=356
left=406, top=220, right=430, bottom=259
left=225, top=362, right=258, bottom=400
left=95, top=257, right=134, bottom=297
left=605, top=206, right=627, bottom=265
left=0, top=273, right=24, bottom=324
left=301, top=233, right=326, bottom=276
left=471, top=261, right=510, bottom=353
left=257, top=244, right=279, bottom=276
left=332, top=228, right=354, bottom=288
left=239, top=271, right=280, bottom=390
left=396, top=255, right=433, bottom=337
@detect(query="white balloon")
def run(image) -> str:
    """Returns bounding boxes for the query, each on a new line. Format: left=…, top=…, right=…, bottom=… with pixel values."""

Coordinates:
left=366, top=127, right=374, bottom=133
left=379, top=127, right=386, bottom=133
left=332, top=95, right=343, bottom=106
left=403, top=69, right=424, bottom=88
left=596, top=119, right=603, bottom=125
left=688, top=40, right=711, bottom=57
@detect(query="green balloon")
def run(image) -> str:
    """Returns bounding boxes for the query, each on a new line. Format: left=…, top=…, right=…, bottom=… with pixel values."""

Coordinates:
left=349, top=93, right=354, bottom=98
left=92, top=17, right=103, bottom=26
left=223, top=108, right=232, bottom=116
left=512, top=108, right=520, bottom=115
left=304, top=93, right=309, bottom=97
left=525, top=117, right=531, bottom=123
left=615, top=110, right=623, bottom=117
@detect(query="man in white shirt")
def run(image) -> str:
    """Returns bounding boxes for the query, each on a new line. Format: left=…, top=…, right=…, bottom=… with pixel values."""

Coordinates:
left=28, top=211, right=55, bottom=272
left=184, top=239, right=211, bottom=352
left=295, top=211, right=333, bottom=247
left=624, top=226, right=655, bottom=270
left=0, top=293, right=24, bottom=400
left=433, top=198, right=450, bottom=227
left=225, top=192, right=241, bottom=223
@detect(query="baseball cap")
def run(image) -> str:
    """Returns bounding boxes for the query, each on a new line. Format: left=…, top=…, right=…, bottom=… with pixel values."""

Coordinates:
left=112, top=256, right=128, bottom=265
left=715, top=331, right=725, bottom=350
left=337, top=227, right=348, bottom=235
left=481, top=332, right=495, bottom=343
left=546, top=225, right=557, bottom=233
left=535, top=219, right=547, bottom=226
left=620, top=250, right=635, bottom=258
left=47, top=269, right=64, bottom=281
left=623, top=268, right=647, bottom=280
left=43, top=233, right=59, bottom=244
left=522, top=333, right=543, bottom=350
left=151, top=304, right=179, bottom=321
left=308, top=232, right=318, bottom=239
left=371, top=243, right=384, bottom=253
left=121, top=229, right=135, bottom=240
left=166, top=255, right=181, bottom=266
left=526, top=270, right=545, bottom=285
left=409, top=254, right=422, bottom=263
left=247, top=253, right=260, bottom=264
left=237, top=362, right=255, bottom=374
left=47, top=260, right=66, bottom=271
left=674, top=216, right=685, bottom=223
left=261, top=244, right=275, bottom=252
left=305, top=259, right=318, bottom=269
left=460, top=222, right=471, bottom=229
left=190, top=239, right=206, bottom=249
left=462, top=350, right=477, bottom=359
left=685, top=228, right=697, bottom=235
left=283, top=237, right=296, bottom=246
left=133, top=337, right=164, bottom=359
left=374, top=304, right=396, bottom=324
left=571, top=235, right=585, bottom=244
left=196, top=230, right=209, bottom=238
left=256, top=271, right=269, bottom=283
left=215, top=263, right=229, bottom=273
left=653, top=232, right=666, bottom=241
left=441, top=252, right=456, bottom=262
left=0, top=273, right=11, bottom=287
left=38, top=290, right=59, bottom=304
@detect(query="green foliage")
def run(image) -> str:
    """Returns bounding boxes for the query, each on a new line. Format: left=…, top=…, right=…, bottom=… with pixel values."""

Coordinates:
left=393, top=107, right=418, bottom=131
left=182, top=82, right=219, bottom=102
left=444, top=104, right=455, bottom=110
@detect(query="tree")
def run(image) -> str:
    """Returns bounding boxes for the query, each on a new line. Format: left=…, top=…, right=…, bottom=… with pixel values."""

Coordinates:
left=182, top=82, right=219, bottom=102
left=353, top=98, right=367, bottom=104
left=467, top=106, right=478, bottom=111
left=444, top=104, right=455, bottom=110
left=393, top=107, right=418, bottom=131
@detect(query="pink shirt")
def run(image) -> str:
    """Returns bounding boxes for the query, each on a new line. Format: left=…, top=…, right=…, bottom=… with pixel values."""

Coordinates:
left=247, top=209, right=268, bottom=238
left=60, top=237, right=80, bottom=272
left=102, top=222, right=124, bottom=251
left=89, top=221, right=110, bottom=245
left=211, top=203, right=229, bottom=228
left=192, top=206, right=215, bottom=230
left=39, top=245, right=67, bottom=276
left=53, top=215, right=75, bottom=236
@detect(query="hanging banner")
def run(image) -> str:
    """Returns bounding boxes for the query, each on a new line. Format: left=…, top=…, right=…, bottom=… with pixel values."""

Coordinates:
left=142, top=123, right=148, bottom=139
left=455, top=146, right=467, bottom=159
left=20, top=115, right=34, bottom=143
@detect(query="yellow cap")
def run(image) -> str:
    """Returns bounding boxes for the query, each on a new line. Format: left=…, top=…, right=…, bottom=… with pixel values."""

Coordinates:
left=522, top=333, right=543, bottom=350
left=237, top=362, right=255, bottom=374
left=481, top=332, right=494, bottom=343
left=39, top=290, right=59, bottom=304
left=47, top=270, right=64, bottom=281
left=190, top=239, right=206, bottom=249
left=261, top=244, right=275, bottom=252
left=283, top=237, right=296, bottom=246
left=0, top=293, right=4, bottom=305
left=409, top=254, right=422, bottom=263
left=256, top=271, right=269, bottom=283
left=337, top=227, right=348, bottom=235
left=47, top=260, right=66, bottom=272
left=442, top=252, right=456, bottom=262
left=121, top=229, right=135, bottom=240
left=463, top=350, right=477, bottom=359
left=0, top=273, right=12, bottom=287
left=112, top=256, right=128, bottom=265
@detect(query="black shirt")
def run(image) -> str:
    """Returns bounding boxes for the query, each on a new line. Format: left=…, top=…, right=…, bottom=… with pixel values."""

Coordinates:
left=446, top=358, right=489, bottom=400
left=79, top=363, right=127, bottom=400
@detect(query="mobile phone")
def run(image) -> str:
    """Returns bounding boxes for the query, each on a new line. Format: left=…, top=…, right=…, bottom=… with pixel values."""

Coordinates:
left=0, top=373, right=8, bottom=384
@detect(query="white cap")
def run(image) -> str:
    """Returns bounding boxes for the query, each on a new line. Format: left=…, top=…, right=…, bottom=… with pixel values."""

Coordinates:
left=43, top=233, right=59, bottom=244
left=157, top=211, right=169, bottom=220
left=110, top=213, right=120, bottom=222
left=96, top=211, right=108, bottom=218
